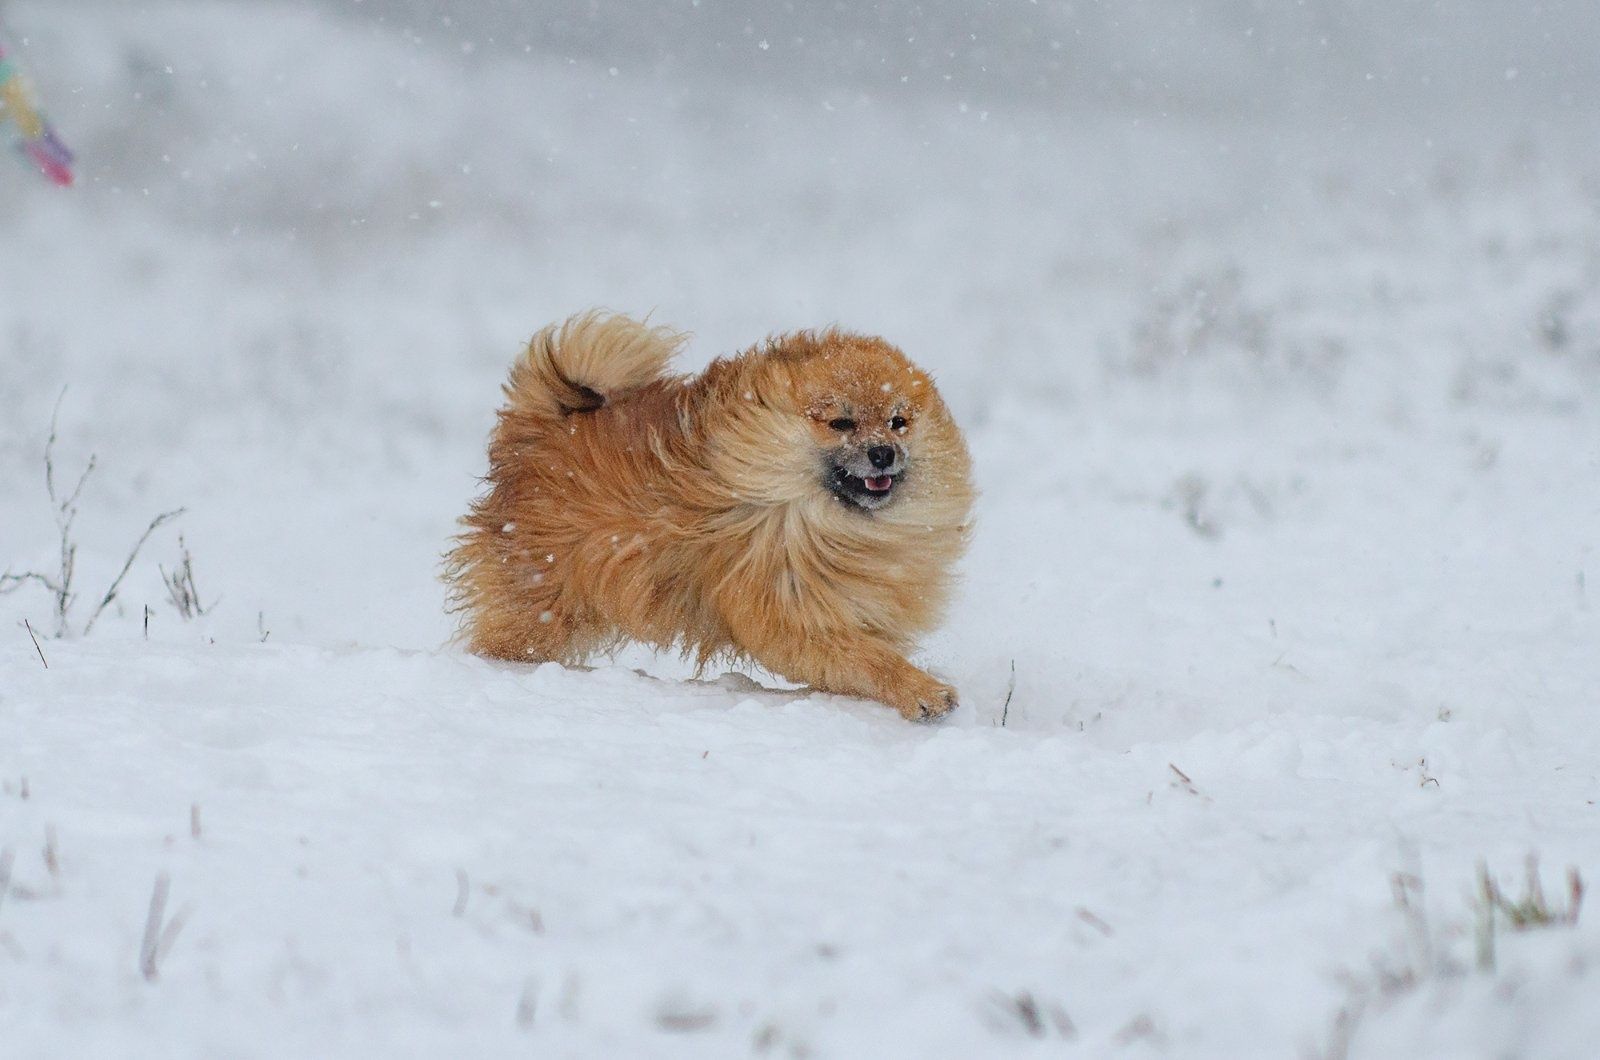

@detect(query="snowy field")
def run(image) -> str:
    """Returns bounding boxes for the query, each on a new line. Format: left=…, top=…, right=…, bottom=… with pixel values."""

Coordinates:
left=3, top=1, right=1599, bottom=1055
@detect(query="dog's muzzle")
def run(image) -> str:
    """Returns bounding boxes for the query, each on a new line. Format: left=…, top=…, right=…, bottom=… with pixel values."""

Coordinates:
left=825, top=446, right=905, bottom=511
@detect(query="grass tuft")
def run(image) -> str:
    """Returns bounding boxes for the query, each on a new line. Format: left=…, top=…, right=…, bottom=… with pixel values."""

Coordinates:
left=3, top=394, right=188, bottom=638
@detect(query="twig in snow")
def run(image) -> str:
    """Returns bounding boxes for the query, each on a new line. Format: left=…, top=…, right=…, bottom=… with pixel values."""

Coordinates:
left=1, top=397, right=82, bottom=632
left=82, top=508, right=186, bottom=636
left=1168, top=763, right=1200, bottom=796
left=1173, top=473, right=1220, bottom=540
left=0, top=570, right=55, bottom=596
left=983, top=990, right=1076, bottom=1039
left=1270, top=650, right=1310, bottom=678
left=0, top=848, right=13, bottom=917
left=655, top=1000, right=718, bottom=1033
left=1389, top=867, right=1433, bottom=980
left=23, top=619, right=48, bottom=669
left=139, top=872, right=189, bottom=981
left=42, top=825, right=59, bottom=883
left=139, top=874, right=168, bottom=980
left=515, top=977, right=538, bottom=1029
left=1075, top=906, right=1114, bottom=936
left=1007, top=993, right=1045, bottom=1037
left=557, top=972, right=583, bottom=1022
left=998, top=659, right=1016, bottom=727
left=1114, top=1014, right=1163, bottom=1046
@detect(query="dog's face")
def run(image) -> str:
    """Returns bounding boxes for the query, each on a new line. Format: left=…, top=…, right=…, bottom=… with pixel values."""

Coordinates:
left=706, top=332, right=970, bottom=519
left=799, top=351, right=924, bottom=512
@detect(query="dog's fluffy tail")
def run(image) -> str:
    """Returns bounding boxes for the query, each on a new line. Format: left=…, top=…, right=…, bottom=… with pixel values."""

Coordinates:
left=506, top=311, right=684, bottom=419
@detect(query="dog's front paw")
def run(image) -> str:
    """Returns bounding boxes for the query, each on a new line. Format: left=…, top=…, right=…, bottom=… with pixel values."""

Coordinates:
left=896, top=675, right=958, bottom=722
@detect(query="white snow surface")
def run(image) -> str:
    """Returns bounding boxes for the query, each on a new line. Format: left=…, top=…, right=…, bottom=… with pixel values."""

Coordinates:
left=2, top=2, right=1599, bottom=1056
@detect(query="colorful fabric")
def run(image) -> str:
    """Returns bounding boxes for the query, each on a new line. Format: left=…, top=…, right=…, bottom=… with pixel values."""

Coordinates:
left=0, top=21, right=74, bottom=186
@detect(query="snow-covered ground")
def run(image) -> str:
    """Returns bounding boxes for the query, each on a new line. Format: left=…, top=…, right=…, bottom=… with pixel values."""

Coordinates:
left=2, top=2, right=1598, bottom=1055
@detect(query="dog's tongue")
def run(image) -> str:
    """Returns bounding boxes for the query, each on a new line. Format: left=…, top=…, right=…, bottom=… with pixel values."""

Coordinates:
left=863, top=475, right=893, bottom=493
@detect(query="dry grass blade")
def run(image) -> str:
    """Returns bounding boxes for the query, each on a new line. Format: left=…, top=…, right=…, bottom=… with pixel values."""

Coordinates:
left=139, top=873, right=189, bottom=981
left=998, top=659, right=1016, bottom=727
left=1479, top=857, right=1584, bottom=931
left=43, top=388, right=94, bottom=636
left=156, top=904, right=190, bottom=973
left=161, top=535, right=212, bottom=620
left=23, top=619, right=48, bottom=669
left=1329, top=859, right=1583, bottom=1056
left=82, top=508, right=186, bottom=636
left=140, top=874, right=170, bottom=980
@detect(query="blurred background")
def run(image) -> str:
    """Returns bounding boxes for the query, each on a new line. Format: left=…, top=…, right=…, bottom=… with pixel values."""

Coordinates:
left=356, top=0, right=1600, bottom=114
left=1, top=1, right=1595, bottom=728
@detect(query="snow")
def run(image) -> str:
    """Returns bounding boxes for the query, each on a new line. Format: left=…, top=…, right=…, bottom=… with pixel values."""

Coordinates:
left=3, top=1, right=1599, bottom=1056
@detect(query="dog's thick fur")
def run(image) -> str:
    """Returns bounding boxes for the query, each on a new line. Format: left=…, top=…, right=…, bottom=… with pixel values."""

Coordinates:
left=444, top=312, right=974, bottom=719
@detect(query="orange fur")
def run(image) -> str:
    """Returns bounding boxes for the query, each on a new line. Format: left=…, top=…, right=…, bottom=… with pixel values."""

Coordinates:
left=444, top=312, right=975, bottom=720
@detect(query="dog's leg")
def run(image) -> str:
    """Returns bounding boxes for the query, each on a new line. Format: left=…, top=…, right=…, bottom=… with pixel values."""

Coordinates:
left=739, top=626, right=957, bottom=721
left=465, top=599, right=586, bottom=665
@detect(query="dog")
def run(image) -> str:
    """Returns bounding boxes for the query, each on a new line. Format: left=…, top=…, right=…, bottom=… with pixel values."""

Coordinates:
left=444, top=312, right=974, bottom=720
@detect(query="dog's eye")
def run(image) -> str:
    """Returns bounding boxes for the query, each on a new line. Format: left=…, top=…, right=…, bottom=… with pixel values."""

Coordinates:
left=889, top=415, right=908, bottom=431
left=828, top=418, right=856, bottom=432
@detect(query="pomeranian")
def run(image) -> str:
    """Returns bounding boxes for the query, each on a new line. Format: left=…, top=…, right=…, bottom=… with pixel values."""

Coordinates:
left=444, top=312, right=974, bottom=720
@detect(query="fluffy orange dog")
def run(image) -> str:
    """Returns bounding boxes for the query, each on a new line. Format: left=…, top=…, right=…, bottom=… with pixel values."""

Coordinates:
left=445, top=312, right=974, bottom=719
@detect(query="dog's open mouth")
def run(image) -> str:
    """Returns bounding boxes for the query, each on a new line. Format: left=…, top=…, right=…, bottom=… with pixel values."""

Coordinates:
left=829, top=467, right=898, bottom=509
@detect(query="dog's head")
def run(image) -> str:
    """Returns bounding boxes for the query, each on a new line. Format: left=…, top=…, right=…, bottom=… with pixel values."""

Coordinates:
left=704, top=331, right=972, bottom=521
left=797, top=340, right=932, bottom=512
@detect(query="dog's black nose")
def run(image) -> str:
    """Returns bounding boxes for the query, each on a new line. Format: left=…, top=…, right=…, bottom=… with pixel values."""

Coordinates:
left=867, top=445, right=896, bottom=469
